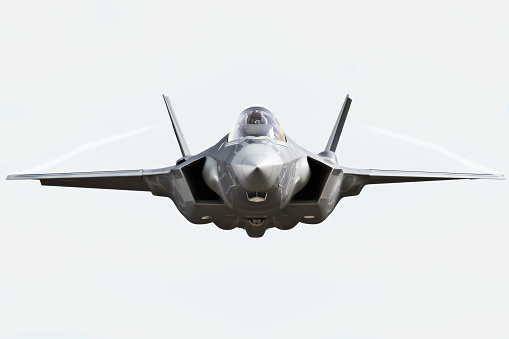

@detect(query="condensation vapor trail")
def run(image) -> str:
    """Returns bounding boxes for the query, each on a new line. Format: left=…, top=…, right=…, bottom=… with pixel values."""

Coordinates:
left=21, top=125, right=156, bottom=173
left=366, top=125, right=499, bottom=173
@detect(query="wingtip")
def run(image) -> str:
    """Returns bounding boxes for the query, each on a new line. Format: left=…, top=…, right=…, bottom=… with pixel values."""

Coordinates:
left=6, top=173, right=37, bottom=180
left=469, top=173, right=505, bottom=180
left=487, top=172, right=506, bottom=180
left=6, top=174, right=29, bottom=180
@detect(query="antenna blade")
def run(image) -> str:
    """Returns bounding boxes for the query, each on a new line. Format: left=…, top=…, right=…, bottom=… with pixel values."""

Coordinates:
left=163, top=94, right=191, bottom=156
left=325, top=95, right=352, bottom=153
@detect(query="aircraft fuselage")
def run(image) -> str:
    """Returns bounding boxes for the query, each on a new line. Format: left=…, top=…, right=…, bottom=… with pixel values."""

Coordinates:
left=144, top=135, right=347, bottom=237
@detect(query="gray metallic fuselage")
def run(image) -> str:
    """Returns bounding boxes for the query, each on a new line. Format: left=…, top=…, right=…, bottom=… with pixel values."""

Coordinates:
left=146, top=135, right=346, bottom=237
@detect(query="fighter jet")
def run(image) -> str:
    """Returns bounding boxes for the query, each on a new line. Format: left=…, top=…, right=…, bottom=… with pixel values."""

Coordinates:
left=7, top=95, right=505, bottom=237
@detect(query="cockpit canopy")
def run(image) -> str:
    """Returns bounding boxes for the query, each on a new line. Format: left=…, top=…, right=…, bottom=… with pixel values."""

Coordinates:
left=228, top=106, right=286, bottom=142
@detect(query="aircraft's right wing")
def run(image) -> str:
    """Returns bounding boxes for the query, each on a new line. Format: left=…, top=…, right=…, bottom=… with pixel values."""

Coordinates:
left=7, top=95, right=190, bottom=192
left=6, top=167, right=172, bottom=191
left=339, top=167, right=505, bottom=197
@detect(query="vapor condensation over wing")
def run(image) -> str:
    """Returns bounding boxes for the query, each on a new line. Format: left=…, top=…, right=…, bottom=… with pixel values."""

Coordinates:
left=366, top=125, right=499, bottom=173
left=20, top=125, right=156, bottom=173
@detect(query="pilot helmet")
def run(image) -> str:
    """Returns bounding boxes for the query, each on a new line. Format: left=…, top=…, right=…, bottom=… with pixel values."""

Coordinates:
left=247, top=110, right=265, bottom=124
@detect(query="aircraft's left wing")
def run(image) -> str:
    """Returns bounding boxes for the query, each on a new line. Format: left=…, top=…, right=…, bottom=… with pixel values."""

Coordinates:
left=6, top=167, right=172, bottom=191
left=338, top=167, right=505, bottom=197
left=342, top=168, right=504, bottom=184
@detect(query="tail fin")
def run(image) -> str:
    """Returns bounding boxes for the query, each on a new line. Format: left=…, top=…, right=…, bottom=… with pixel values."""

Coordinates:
left=163, top=95, right=191, bottom=156
left=325, top=95, right=352, bottom=153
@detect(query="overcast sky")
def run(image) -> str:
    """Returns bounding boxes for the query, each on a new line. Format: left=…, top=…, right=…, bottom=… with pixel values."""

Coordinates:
left=1, top=1, right=508, bottom=338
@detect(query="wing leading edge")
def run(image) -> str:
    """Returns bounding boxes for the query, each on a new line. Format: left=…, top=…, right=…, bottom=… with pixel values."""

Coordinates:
left=339, top=167, right=505, bottom=197
left=342, top=168, right=505, bottom=184
left=338, top=167, right=504, bottom=198
left=6, top=167, right=172, bottom=191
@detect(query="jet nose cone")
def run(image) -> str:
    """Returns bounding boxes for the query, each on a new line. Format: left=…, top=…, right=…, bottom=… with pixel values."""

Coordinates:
left=241, top=154, right=274, bottom=184
left=231, top=144, right=283, bottom=192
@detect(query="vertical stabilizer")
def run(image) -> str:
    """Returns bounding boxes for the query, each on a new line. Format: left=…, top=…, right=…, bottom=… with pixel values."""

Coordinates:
left=325, top=95, right=352, bottom=153
left=163, top=94, right=191, bottom=156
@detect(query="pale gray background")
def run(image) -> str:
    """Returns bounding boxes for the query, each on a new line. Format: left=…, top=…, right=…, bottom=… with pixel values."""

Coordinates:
left=1, top=1, right=508, bottom=338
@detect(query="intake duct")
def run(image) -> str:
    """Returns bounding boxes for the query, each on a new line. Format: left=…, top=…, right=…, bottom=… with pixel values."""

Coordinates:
left=181, top=157, right=222, bottom=203
left=291, top=157, right=332, bottom=202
